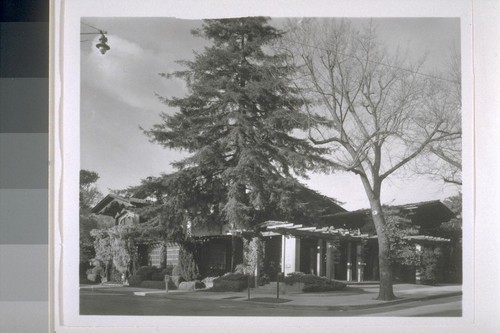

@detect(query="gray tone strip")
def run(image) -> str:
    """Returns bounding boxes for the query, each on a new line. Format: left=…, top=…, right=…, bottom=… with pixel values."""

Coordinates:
left=0, top=133, right=48, bottom=189
left=0, top=189, right=48, bottom=244
left=0, top=245, right=48, bottom=301
left=0, top=78, right=48, bottom=133
left=0, top=301, right=48, bottom=332
left=0, top=22, right=49, bottom=77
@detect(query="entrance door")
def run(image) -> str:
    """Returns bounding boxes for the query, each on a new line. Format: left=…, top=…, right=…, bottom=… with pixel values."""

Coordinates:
left=299, top=238, right=317, bottom=275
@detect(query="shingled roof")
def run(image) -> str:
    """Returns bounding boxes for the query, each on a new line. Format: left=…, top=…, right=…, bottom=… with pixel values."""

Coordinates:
left=91, top=193, right=150, bottom=217
left=319, top=200, right=455, bottom=232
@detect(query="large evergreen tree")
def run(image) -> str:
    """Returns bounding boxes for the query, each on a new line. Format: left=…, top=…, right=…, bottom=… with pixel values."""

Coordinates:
left=143, top=17, right=330, bottom=233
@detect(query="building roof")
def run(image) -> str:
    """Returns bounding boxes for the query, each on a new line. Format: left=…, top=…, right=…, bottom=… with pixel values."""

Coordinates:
left=320, top=200, right=455, bottom=231
left=258, top=220, right=450, bottom=242
left=91, top=193, right=150, bottom=216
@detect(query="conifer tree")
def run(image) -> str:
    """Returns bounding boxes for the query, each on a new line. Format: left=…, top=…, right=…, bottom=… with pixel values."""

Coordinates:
left=143, top=17, right=331, bottom=232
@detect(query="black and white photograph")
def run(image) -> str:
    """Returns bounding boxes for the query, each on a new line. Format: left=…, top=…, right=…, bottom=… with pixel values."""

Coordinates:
left=52, top=0, right=478, bottom=331
left=77, top=16, right=463, bottom=318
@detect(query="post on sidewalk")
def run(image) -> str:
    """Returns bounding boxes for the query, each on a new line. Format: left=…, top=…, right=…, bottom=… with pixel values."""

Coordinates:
left=164, top=275, right=170, bottom=293
left=276, top=272, right=283, bottom=300
left=247, top=274, right=251, bottom=300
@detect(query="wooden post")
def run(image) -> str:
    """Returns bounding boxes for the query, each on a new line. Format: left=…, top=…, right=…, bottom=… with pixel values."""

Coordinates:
left=164, top=275, right=170, bottom=293
left=254, top=237, right=261, bottom=288
left=281, top=235, right=286, bottom=275
left=326, top=240, right=335, bottom=280
left=415, top=244, right=422, bottom=284
left=282, top=235, right=300, bottom=275
left=247, top=275, right=251, bottom=300
left=276, top=272, right=281, bottom=300
left=356, top=244, right=364, bottom=282
left=347, top=241, right=353, bottom=282
left=317, top=239, right=324, bottom=276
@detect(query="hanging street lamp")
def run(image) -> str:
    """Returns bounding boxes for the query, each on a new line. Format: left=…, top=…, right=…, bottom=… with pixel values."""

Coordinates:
left=95, top=33, right=110, bottom=55
left=81, top=22, right=111, bottom=55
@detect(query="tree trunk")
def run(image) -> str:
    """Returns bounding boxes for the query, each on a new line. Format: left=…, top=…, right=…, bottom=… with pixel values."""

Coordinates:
left=369, top=198, right=396, bottom=300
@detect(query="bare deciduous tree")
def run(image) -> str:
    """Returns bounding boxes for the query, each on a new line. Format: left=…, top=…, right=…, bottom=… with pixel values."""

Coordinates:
left=280, top=18, right=460, bottom=300
left=416, top=47, right=462, bottom=185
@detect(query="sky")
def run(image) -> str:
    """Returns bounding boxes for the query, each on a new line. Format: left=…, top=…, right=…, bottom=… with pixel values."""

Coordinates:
left=80, top=17, right=461, bottom=210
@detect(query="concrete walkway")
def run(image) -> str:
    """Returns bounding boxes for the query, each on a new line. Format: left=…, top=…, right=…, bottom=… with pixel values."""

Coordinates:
left=82, top=283, right=462, bottom=310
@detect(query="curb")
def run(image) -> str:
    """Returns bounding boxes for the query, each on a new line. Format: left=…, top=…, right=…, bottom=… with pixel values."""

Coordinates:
left=149, top=290, right=462, bottom=312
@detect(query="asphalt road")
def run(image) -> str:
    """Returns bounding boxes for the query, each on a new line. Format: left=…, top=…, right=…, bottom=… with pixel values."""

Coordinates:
left=80, top=289, right=461, bottom=317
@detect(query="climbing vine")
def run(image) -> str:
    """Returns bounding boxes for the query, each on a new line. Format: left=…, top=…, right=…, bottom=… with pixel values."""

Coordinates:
left=90, top=225, right=139, bottom=281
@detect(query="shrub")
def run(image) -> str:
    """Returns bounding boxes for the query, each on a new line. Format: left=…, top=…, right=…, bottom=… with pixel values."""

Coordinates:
left=204, top=266, right=226, bottom=277
left=150, top=267, right=174, bottom=281
left=110, top=267, right=123, bottom=283
left=135, top=266, right=159, bottom=280
left=177, top=246, right=200, bottom=281
left=128, top=275, right=142, bottom=287
left=258, top=273, right=270, bottom=286
left=420, top=248, right=443, bottom=285
left=212, top=273, right=252, bottom=292
left=163, top=265, right=174, bottom=275
left=284, top=272, right=346, bottom=292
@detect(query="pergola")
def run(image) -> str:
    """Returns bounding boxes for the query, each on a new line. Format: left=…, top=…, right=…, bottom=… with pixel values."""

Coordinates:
left=255, top=220, right=450, bottom=282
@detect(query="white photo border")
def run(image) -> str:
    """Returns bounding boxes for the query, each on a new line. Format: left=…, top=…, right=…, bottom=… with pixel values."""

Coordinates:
left=52, top=0, right=476, bottom=331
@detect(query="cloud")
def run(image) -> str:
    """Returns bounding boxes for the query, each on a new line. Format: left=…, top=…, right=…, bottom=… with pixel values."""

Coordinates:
left=82, top=34, right=186, bottom=112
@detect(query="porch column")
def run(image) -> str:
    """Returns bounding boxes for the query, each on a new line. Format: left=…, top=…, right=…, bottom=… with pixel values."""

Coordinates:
left=281, top=235, right=300, bottom=276
left=356, top=244, right=364, bottom=282
left=415, top=244, right=423, bottom=284
left=317, top=239, right=324, bottom=276
left=346, top=241, right=353, bottom=282
left=326, top=240, right=336, bottom=280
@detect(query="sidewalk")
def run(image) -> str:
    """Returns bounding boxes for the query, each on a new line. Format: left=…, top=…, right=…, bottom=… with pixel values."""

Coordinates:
left=89, top=283, right=462, bottom=311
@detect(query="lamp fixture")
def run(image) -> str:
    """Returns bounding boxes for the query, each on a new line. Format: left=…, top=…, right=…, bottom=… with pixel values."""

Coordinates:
left=81, top=22, right=111, bottom=55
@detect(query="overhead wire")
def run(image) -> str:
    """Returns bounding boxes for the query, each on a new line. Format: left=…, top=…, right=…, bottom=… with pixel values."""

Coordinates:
left=280, top=36, right=458, bottom=84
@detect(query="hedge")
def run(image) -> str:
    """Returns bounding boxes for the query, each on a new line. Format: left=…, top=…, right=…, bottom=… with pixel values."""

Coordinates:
left=212, top=273, right=253, bottom=292
left=135, top=266, right=158, bottom=280
left=128, top=275, right=143, bottom=287
left=284, top=272, right=346, bottom=292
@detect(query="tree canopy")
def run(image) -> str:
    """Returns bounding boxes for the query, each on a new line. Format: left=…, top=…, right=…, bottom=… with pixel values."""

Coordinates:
left=80, top=169, right=103, bottom=211
left=279, top=18, right=461, bottom=300
left=141, top=17, right=333, bottom=234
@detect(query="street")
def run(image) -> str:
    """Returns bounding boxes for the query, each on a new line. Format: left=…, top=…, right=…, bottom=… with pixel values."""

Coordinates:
left=80, top=288, right=461, bottom=317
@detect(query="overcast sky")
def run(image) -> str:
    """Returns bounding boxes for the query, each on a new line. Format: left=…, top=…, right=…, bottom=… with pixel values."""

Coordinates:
left=80, top=17, right=460, bottom=210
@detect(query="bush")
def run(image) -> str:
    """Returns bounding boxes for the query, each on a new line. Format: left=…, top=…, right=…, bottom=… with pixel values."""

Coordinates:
left=212, top=273, right=252, bottom=292
left=204, top=266, right=226, bottom=277
left=284, top=272, right=346, bottom=292
left=177, top=246, right=200, bottom=281
left=164, top=265, right=174, bottom=275
left=420, top=248, right=443, bottom=285
left=258, top=273, right=270, bottom=286
left=151, top=266, right=175, bottom=281
left=128, top=275, right=142, bottom=287
left=110, top=267, right=123, bottom=283
left=135, top=266, right=159, bottom=280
